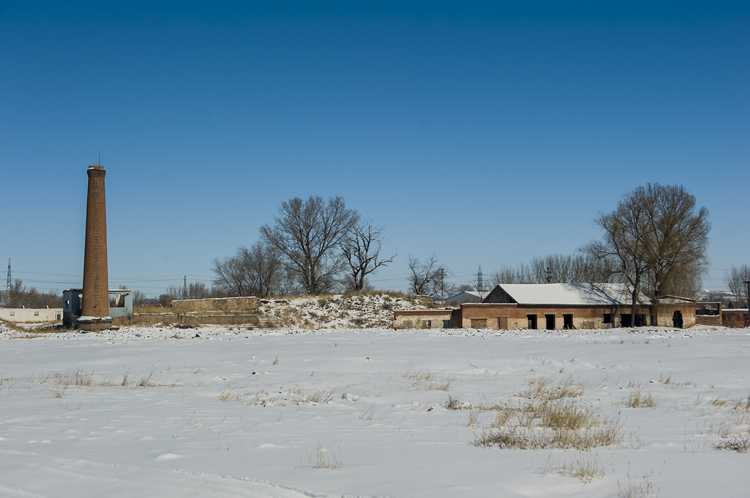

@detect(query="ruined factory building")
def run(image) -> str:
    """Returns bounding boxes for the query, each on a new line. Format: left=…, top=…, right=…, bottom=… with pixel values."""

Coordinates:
left=394, top=283, right=696, bottom=330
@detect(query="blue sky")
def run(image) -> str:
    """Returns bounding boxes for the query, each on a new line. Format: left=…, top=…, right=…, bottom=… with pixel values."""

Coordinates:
left=1, top=1, right=748, bottom=295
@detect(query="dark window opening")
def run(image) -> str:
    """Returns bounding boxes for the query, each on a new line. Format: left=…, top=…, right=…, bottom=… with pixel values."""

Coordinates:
left=603, top=313, right=612, bottom=325
left=634, top=314, right=646, bottom=327
left=621, top=314, right=633, bottom=327
left=563, top=314, right=574, bottom=329
left=422, top=320, right=432, bottom=329
left=527, top=314, right=538, bottom=330
left=545, top=314, right=555, bottom=330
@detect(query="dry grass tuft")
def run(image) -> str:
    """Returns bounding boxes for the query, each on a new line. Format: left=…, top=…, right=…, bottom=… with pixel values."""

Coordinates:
left=470, top=377, right=620, bottom=450
left=406, top=371, right=451, bottom=391
left=716, top=416, right=750, bottom=452
left=617, top=475, right=658, bottom=498
left=245, top=387, right=335, bottom=407
left=735, top=396, right=750, bottom=413
left=546, top=453, right=605, bottom=483
left=137, top=372, right=155, bottom=387
left=310, top=444, right=341, bottom=469
left=626, top=390, right=656, bottom=408
left=475, top=424, right=620, bottom=450
left=715, top=435, right=750, bottom=453
left=218, top=390, right=242, bottom=401
left=522, top=377, right=584, bottom=401
left=474, top=398, right=620, bottom=450
left=47, top=370, right=94, bottom=387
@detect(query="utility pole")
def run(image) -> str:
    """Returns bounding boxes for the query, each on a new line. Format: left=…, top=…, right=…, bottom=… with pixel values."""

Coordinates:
left=476, top=266, right=484, bottom=293
left=745, top=280, right=750, bottom=327
left=183, top=275, right=188, bottom=299
left=5, top=257, right=11, bottom=304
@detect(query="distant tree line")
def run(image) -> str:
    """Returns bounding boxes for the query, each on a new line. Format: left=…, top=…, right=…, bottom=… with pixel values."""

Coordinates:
left=1, top=279, right=62, bottom=308
left=211, top=196, right=394, bottom=297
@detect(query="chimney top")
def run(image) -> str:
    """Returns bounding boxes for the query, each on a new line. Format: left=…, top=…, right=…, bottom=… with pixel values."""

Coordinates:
left=87, top=164, right=106, bottom=174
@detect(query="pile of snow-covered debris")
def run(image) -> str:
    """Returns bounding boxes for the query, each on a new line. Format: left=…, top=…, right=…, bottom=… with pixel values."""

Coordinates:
left=256, top=292, right=431, bottom=329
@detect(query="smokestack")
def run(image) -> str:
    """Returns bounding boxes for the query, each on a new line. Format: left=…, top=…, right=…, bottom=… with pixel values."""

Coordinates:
left=78, top=165, right=111, bottom=330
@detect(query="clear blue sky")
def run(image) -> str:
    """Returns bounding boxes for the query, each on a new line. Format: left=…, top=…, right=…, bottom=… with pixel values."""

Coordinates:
left=1, top=1, right=748, bottom=296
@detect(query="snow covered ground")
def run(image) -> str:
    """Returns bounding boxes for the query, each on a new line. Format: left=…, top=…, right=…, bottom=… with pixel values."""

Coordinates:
left=0, top=325, right=748, bottom=497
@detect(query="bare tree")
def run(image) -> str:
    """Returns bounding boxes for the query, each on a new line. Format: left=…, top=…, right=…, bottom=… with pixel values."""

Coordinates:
left=131, top=290, right=147, bottom=306
left=341, top=223, right=394, bottom=291
left=5, top=279, right=62, bottom=308
left=494, top=254, right=615, bottom=286
left=261, top=196, right=359, bottom=294
left=588, top=188, right=651, bottom=321
left=728, top=265, right=750, bottom=302
left=639, top=183, right=709, bottom=298
left=213, top=242, right=284, bottom=297
left=408, top=256, right=442, bottom=296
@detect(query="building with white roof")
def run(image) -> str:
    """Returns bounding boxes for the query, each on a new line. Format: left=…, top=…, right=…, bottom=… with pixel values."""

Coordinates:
left=457, top=282, right=694, bottom=330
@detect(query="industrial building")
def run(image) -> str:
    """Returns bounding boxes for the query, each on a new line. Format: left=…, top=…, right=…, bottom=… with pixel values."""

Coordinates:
left=394, top=283, right=697, bottom=330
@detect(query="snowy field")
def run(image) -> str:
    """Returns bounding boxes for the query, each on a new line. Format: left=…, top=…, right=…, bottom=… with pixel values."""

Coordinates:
left=1, top=326, right=748, bottom=498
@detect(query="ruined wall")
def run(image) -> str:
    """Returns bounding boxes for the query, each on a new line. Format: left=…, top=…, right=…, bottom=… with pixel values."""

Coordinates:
left=695, top=315, right=722, bottom=326
left=652, top=304, right=696, bottom=328
left=722, top=309, right=749, bottom=328
left=171, top=297, right=258, bottom=313
left=393, top=310, right=455, bottom=329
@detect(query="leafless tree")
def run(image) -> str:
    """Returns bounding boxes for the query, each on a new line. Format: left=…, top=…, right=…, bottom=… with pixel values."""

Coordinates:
left=728, top=265, right=750, bottom=302
left=341, top=224, right=394, bottom=291
left=131, top=290, right=147, bottom=306
left=261, top=196, right=359, bottom=294
left=408, top=256, right=444, bottom=296
left=587, top=188, right=651, bottom=320
left=494, top=254, right=616, bottom=285
left=639, top=183, right=709, bottom=298
left=5, top=279, right=62, bottom=308
left=213, top=242, right=284, bottom=297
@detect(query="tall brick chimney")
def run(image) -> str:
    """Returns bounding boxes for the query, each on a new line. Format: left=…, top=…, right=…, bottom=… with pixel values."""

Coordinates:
left=78, top=165, right=111, bottom=330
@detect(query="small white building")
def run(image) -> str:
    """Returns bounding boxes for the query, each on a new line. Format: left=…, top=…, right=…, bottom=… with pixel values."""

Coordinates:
left=0, top=308, right=63, bottom=323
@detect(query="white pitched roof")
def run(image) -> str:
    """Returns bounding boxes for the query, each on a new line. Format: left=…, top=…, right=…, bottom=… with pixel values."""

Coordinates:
left=492, top=283, right=650, bottom=306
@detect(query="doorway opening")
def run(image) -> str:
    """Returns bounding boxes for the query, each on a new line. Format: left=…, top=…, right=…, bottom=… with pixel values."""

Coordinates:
left=545, top=314, right=555, bottom=330
left=563, top=314, right=574, bottom=329
left=527, top=314, right=538, bottom=330
left=672, top=311, right=684, bottom=328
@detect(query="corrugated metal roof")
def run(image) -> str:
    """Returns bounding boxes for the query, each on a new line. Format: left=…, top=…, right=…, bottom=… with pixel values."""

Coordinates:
left=491, top=283, right=650, bottom=306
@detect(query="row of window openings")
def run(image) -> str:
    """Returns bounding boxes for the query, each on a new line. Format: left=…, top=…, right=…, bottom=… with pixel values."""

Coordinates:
left=5, top=311, right=62, bottom=319
left=470, top=313, right=658, bottom=330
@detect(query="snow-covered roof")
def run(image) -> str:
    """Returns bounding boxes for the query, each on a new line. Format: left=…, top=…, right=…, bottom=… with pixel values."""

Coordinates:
left=444, top=290, right=488, bottom=304
left=488, top=283, right=650, bottom=306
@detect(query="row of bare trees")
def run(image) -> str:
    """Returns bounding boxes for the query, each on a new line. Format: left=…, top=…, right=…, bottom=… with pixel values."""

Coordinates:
left=493, top=254, right=616, bottom=285
left=213, top=196, right=393, bottom=297
left=1, top=279, right=62, bottom=308
left=406, top=184, right=711, bottom=304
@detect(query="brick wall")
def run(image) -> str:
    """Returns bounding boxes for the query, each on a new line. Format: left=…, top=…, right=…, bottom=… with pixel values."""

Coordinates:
left=171, top=297, right=259, bottom=313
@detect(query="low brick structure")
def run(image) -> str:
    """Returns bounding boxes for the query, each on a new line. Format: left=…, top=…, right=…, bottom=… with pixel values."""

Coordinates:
left=393, top=309, right=455, bottom=329
left=398, top=283, right=698, bottom=330
left=722, top=309, right=749, bottom=328
left=133, top=297, right=265, bottom=327
left=171, top=296, right=258, bottom=313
